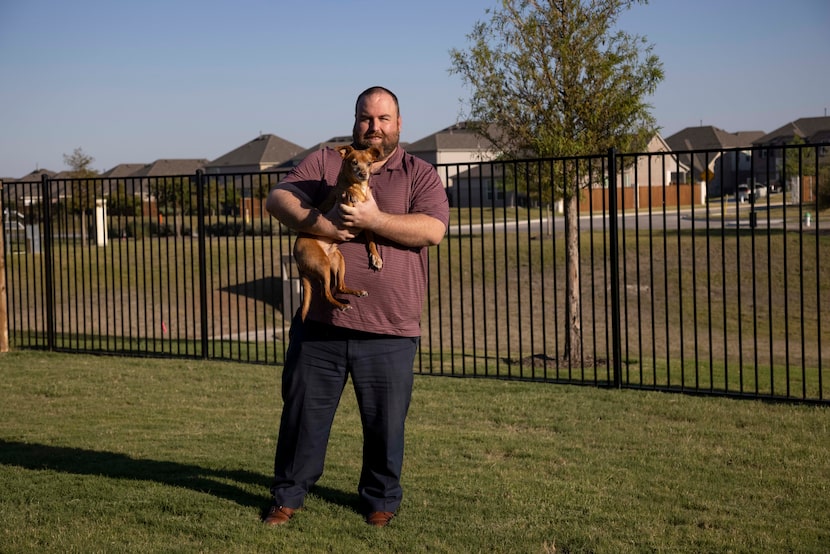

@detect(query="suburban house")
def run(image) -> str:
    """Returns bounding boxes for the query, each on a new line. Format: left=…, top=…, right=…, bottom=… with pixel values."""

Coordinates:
left=91, top=134, right=307, bottom=219
left=195, top=133, right=305, bottom=218
left=618, top=134, right=688, bottom=189
left=5, top=169, right=58, bottom=208
left=264, top=124, right=508, bottom=208
left=276, top=136, right=354, bottom=170
left=99, top=163, right=147, bottom=179
left=664, top=126, right=766, bottom=197
left=97, top=159, right=209, bottom=217
left=203, top=133, right=304, bottom=175
left=406, top=124, right=695, bottom=211
left=15, top=169, right=57, bottom=182
left=586, top=133, right=697, bottom=211
left=4, top=116, right=825, bottom=218
left=105, top=159, right=209, bottom=178
left=407, top=122, right=503, bottom=207
left=752, top=116, right=830, bottom=150
left=751, top=116, right=830, bottom=197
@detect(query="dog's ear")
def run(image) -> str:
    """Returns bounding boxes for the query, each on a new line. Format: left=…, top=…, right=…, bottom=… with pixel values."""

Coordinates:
left=369, top=147, right=382, bottom=160
left=336, top=145, right=353, bottom=159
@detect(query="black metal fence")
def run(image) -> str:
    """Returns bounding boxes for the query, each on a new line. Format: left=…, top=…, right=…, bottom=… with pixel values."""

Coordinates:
left=2, top=144, right=828, bottom=404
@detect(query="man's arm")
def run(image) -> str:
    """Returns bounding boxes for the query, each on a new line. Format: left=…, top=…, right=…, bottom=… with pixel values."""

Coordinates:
left=338, top=187, right=446, bottom=247
left=265, top=183, right=357, bottom=242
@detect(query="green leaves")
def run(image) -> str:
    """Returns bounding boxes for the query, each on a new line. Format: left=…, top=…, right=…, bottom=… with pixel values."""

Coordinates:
left=63, top=147, right=98, bottom=178
left=450, top=0, right=664, bottom=161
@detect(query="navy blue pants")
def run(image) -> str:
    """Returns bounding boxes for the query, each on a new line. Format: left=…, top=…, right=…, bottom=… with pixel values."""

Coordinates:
left=270, top=318, right=417, bottom=514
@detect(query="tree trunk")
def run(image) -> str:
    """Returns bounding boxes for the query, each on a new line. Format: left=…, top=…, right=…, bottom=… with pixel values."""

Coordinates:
left=563, top=193, right=581, bottom=362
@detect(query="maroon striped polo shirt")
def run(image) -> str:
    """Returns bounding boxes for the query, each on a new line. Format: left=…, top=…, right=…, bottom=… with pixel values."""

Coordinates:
left=281, top=146, right=449, bottom=337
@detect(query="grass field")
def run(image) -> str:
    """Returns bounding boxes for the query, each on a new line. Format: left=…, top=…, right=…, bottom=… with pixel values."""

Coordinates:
left=1, top=351, right=827, bottom=553
left=4, top=203, right=828, bottom=400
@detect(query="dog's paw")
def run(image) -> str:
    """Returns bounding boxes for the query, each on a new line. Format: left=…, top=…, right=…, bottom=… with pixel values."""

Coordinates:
left=369, top=256, right=383, bottom=271
left=338, top=305, right=353, bottom=312
left=357, top=290, right=368, bottom=297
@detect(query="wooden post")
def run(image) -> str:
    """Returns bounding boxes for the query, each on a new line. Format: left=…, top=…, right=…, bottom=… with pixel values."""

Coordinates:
left=0, top=181, right=9, bottom=352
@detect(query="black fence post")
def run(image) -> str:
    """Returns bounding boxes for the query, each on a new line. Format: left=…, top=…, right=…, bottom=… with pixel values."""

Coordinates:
left=607, top=148, right=623, bottom=388
left=41, top=173, right=56, bottom=350
left=195, top=170, right=209, bottom=359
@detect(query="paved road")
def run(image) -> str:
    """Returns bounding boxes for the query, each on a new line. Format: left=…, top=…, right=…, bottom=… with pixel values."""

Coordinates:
left=448, top=195, right=821, bottom=235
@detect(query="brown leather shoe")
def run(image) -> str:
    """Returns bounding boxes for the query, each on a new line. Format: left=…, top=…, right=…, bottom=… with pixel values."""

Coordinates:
left=366, top=511, right=395, bottom=527
left=263, top=505, right=299, bottom=525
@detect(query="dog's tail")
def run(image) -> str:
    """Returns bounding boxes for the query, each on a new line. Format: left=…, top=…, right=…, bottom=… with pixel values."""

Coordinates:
left=299, top=275, right=312, bottom=322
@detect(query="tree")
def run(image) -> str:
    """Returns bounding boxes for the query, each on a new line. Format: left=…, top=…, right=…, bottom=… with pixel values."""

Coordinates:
left=223, top=186, right=241, bottom=216
left=203, top=178, right=222, bottom=216
left=107, top=183, right=141, bottom=217
left=150, top=177, right=191, bottom=235
left=63, top=147, right=98, bottom=178
left=254, top=174, right=272, bottom=218
left=63, top=147, right=100, bottom=219
left=450, top=0, right=663, bottom=362
left=782, top=136, right=815, bottom=180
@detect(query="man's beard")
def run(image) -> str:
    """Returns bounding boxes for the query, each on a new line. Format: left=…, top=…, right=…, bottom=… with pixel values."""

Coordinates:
left=354, top=130, right=399, bottom=159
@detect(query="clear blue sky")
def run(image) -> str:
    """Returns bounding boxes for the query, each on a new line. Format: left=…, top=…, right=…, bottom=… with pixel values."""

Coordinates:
left=1, top=0, right=828, bottom=178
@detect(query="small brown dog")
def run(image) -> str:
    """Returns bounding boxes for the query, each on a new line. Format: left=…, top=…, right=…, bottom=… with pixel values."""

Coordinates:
left=292, top=145, right=383, bottom=321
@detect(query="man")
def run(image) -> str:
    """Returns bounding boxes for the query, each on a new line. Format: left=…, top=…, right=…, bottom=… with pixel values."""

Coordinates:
left=263, top=86, right=449, bottom=527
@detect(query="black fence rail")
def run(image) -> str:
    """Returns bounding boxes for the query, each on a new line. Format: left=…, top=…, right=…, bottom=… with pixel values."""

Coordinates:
left=2, top=144, right=828, bottom=404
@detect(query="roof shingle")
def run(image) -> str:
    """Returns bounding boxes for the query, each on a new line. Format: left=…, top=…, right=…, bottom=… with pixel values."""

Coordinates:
left=207, top=134, right=305, bottom=170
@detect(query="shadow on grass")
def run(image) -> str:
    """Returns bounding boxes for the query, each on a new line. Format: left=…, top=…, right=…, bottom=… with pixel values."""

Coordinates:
left=307, top=485, right=363, bottom=515
left=222, top=276, right=283, bottom=310
left=0, top=439, right=361, bottom=516
left=0, top=439, right=268, bottom=509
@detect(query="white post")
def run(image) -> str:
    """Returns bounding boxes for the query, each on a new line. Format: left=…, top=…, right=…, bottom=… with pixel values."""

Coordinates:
left=95, top=198, right=108, bottom=247
left=281, top=255, right=301, bottom=320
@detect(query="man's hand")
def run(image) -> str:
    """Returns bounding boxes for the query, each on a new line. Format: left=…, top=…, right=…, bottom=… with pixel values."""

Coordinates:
left=324, top=202, right=359, bottom=242
left=337, top=187, right=445, bottom=247
left=266, top=184, right=356, bottom=243
left=338, top=188, right=387, bottom=232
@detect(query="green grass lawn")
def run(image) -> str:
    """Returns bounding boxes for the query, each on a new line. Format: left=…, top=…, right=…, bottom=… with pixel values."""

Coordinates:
left=6, top=204, right=828, bottom=403
left=1, top=351, right=827, bottom=553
